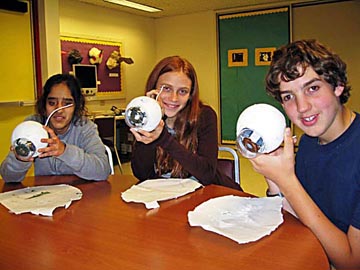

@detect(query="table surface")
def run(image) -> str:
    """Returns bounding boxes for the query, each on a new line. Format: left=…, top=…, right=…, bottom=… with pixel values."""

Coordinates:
left=0, top=175, right=329, bottom=270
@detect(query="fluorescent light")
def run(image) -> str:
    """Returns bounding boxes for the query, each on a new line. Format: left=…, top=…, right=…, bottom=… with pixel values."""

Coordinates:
left=103, top=0, right=162, bottom=13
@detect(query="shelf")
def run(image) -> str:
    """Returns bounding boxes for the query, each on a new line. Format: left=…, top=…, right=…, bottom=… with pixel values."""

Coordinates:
left=0, top=100, right=36, bottom=107
left=0, top=94, right=124, bottom=106
left=85, top=93, right=125, bottom=102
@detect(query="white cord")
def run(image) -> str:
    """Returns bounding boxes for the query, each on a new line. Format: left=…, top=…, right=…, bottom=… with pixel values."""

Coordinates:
left=44, top=104, right=74, bottom=126
left=155, top=85, right=165, bottom=101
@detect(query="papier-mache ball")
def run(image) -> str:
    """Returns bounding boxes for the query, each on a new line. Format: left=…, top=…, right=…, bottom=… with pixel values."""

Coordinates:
left=236, top=103, right=286, bottom=158
left=11, top=121, right=49, bottom=158
left=125, top=96, right=162, bottom=132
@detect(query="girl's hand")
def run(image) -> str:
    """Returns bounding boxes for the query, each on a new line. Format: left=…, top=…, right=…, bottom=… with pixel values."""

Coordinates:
left=146, top=89, right=160, bottom=99
left=11, top=145, right=34, bottom=162
left=130, top=120, right=165, bottom=144
left=147, top=89, right=165, bottom=113
left=37, top=126, right=66, bottom=157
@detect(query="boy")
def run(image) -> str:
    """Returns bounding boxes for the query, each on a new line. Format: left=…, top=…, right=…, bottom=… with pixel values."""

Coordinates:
left=249, top=40, right=359, bottom=269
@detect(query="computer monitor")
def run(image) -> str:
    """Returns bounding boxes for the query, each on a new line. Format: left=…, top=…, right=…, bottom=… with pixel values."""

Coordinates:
left=72, top=64, right=98, bottom=96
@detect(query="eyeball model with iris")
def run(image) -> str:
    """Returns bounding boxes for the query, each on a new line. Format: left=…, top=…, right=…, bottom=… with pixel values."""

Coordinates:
left=11, top=121, right=49, bottom=158
left=125, top=96, right=162, bottom=132
left=236, top=103, right=286, bottom=158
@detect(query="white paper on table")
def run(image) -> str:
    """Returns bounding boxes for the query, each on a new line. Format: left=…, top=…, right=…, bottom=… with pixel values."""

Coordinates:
left=0, top=184, right=82, bottom=216
left=121, top=178, right=202, bottom=209
left=188, top=195, right=283, bottom=244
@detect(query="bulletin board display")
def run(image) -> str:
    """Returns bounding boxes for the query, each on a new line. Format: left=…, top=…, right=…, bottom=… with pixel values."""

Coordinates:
left=218, top=8, right=290, bottom=143
left=60, top=36, right=123, bottom=95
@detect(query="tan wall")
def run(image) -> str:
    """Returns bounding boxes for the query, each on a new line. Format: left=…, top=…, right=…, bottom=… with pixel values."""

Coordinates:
left=59, top=0, right=157, bottom=111
left=293, top=0, right=360, bottom=112
left=291, top=0, right=360, bottom=137
left=155, top=11, right=219, bottom=114
left=0, top=1, right=36, bottom=166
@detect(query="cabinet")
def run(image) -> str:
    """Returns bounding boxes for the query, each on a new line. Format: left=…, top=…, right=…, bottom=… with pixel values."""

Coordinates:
left=116, top=119, right=133, bottom=162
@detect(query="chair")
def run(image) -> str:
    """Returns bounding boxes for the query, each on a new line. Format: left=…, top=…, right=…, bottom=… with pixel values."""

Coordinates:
left=104, top=145, right=114, bottom=175
left=94, top=116, right=123, bottom=174
left=218, top=146, right=240, bottom=185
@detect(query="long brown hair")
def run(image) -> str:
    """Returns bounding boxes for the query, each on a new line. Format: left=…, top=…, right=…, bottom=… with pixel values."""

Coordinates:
left=145, top=56, right=202, bottom=177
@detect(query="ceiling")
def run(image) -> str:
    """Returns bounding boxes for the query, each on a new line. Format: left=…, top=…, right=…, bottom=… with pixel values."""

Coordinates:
left=77, top=0, right=318, bottom=18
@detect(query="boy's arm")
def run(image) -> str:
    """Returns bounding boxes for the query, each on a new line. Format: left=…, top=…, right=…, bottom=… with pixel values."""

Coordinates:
left=250, top=128, right=360, bottom=268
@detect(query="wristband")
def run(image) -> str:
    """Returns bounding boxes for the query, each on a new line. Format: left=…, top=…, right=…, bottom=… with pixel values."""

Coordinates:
left=266, top=189, right=283, bottom=197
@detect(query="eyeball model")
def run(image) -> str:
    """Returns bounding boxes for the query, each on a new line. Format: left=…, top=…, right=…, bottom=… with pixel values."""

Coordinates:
left=124, top=96, right=162, bottom=132
left=236, top=103, right=286, bottom=158
left=11, top=121, right=49, bottom=158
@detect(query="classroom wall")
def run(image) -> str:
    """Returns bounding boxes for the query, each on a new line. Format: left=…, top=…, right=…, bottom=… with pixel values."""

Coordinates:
left=0, top=1, right=36, bottom=171
left=0, top=0, right=156, bottom=170
left=154, top=11, right=219, bottom=114
left=38, top=0, right=62, bottom=82
left=291, top=0, right=360, bottom=138
left=292, top=0, right=360, bottom=112
left=59, top=0, right=157, bottom=111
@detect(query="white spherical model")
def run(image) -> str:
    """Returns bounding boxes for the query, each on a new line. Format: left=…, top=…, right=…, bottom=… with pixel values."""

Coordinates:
left=125, top=96, right=162, bottom=132
left=11, top=121, right=49, bottom=158
left=236, top=103, right=286, bottom=158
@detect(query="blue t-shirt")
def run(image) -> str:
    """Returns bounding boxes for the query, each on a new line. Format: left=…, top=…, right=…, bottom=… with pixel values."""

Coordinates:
left=295, top=113, right=360, bottom=233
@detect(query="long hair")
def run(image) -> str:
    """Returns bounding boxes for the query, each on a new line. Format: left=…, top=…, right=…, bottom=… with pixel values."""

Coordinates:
left=145, top=56, right=201, bottom=177
left=265, top=39, right=351, bottom=104
left=36, top=73, right=88, bottom=125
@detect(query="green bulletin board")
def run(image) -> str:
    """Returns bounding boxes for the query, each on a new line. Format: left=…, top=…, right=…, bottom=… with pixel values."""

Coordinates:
left=218, top=8, right=290, bottom=143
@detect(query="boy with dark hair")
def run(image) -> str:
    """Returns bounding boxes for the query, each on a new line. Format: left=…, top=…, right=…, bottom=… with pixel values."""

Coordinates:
left=249, top=39, right=359, bottom=269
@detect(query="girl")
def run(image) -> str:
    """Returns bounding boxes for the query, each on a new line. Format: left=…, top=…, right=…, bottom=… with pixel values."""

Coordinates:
left=0, top=74, right=110, bottom=182
left=130, top=56, right=240, bottom=190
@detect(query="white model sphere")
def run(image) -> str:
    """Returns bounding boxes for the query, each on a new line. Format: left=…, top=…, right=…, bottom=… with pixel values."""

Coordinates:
left=125, top=96, right=162, bottom=132
left=236, top=103, right=286, bottom=158
left=11, top=121, right=49, bottom=158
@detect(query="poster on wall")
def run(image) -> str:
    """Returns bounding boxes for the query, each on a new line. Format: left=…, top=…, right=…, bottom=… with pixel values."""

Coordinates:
left=218, top=7, right=290, bottom=143
left=228, top=49, right=248, bottom=67
left=60, top=36, right=124, bottom=97
left=255, top=47, right=276, bottom=66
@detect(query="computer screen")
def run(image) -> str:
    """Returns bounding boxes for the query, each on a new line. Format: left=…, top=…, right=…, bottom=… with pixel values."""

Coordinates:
left=72, top=64, right=98, bottom=96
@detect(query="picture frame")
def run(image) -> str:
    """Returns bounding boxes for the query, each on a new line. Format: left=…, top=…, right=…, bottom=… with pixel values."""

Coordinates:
left=255, top=47, right=276, bottom=66
left=228, top=49, right=248, bottom=67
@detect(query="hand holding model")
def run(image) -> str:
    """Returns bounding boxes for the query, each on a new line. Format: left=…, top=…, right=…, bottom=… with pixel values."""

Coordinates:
left=235, top=103, right=286, bottom=159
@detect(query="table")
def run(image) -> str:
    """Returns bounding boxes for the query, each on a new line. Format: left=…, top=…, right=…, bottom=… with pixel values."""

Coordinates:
left=0, top=175, right=330, bottom=270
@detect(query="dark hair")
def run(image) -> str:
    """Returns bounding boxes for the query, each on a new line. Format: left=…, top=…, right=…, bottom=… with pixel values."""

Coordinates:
left=36, top=73, right=88, bottom=125
left=265, top=39, right=351, bottom=104
left=145, top=56, right=202, bottom=177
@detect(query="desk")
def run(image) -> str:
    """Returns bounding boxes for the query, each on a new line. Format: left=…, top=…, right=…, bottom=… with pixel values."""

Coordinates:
left=91, top=113, right=132, bottom=162
left=0, top=175, right=329, bottom=270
